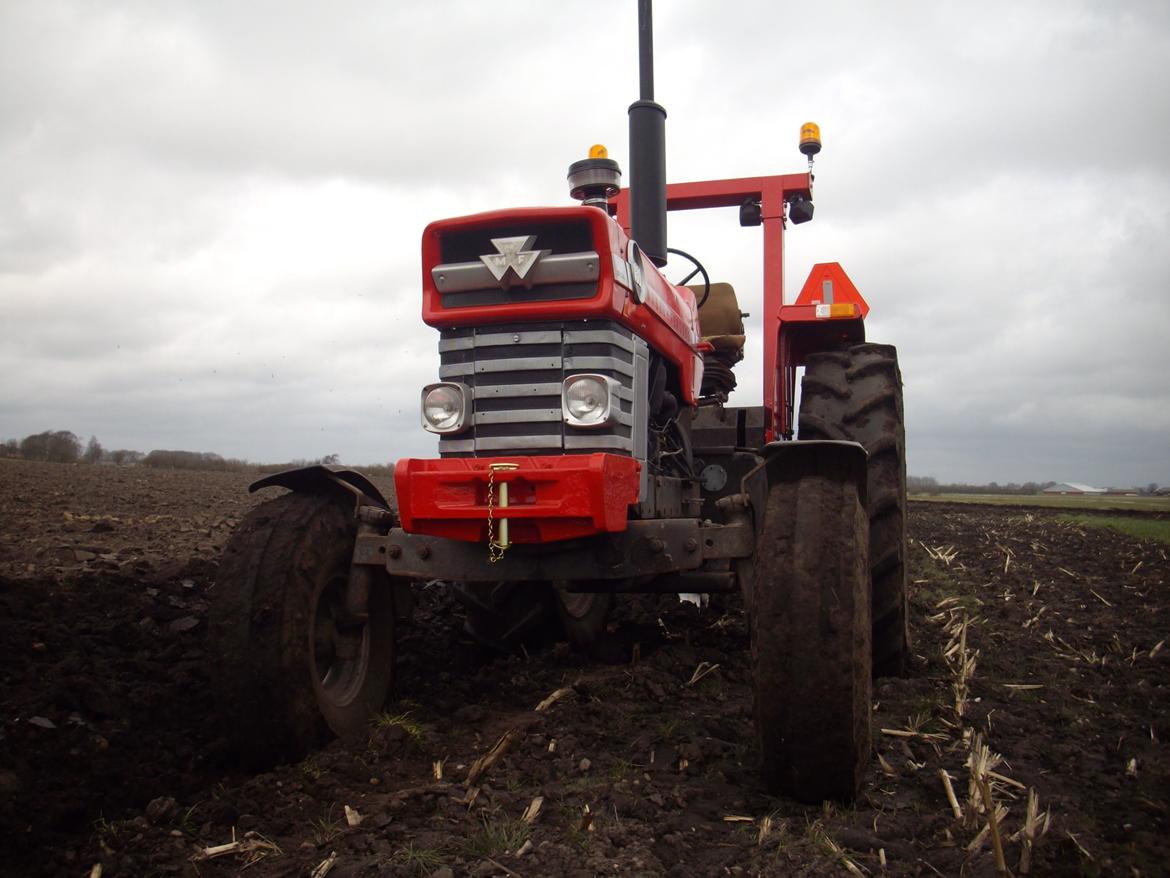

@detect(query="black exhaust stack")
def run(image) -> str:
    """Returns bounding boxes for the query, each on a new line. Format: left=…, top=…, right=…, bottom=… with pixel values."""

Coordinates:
left=629, top=0, right=668, bottom=267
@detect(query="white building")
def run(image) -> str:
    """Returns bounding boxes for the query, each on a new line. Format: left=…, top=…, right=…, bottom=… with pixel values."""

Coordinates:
left=1042, top=482, right=1106, bottom=495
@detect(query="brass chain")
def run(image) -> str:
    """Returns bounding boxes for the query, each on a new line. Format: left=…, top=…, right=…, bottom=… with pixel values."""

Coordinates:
left=486, top=465, right=505, bottom=563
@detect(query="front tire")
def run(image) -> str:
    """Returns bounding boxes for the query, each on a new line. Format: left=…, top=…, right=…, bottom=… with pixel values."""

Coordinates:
left=799, top=343, right=910, bottom=676
left=210, top=492, right=395, bottom=767
left=752, top=469, right=871, bottom=803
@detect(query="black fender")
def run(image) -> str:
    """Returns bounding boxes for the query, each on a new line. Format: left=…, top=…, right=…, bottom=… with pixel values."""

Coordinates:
left=249, top=465, right=391, bottom=512
left=741, top=440, right=868, bottom=539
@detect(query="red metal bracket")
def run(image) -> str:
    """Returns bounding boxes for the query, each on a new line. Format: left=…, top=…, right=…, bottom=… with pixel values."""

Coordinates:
left=394, top=453, right=641, bottom=544
left=612, top=173, right=819, bottom=441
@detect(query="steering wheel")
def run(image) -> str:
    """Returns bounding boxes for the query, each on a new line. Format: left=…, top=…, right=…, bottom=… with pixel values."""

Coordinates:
left=666, top=247, right=711, bottom=309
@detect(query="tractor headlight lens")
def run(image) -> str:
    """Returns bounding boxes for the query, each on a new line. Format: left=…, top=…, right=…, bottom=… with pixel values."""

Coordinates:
left=562, top=374, right=617, bottom=428
left=420, top=382, right=469, bottom=433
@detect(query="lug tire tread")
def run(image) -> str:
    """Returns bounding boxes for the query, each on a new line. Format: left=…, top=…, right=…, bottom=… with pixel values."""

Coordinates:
left=210, top=493, right=394, bottom=767
left=800, top=343, right=910, bottom=677
left=752, top=470, right=871, bottom=802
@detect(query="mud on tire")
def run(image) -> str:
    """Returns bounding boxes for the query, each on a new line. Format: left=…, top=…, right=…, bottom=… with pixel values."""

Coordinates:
left=752, top=469, right=871, bottom=803
left=799, top=343, right=910, bottom=676
left=209, top=492, right=395, bottom=767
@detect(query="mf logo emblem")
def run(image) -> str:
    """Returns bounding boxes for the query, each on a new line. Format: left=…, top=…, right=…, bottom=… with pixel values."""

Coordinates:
left=479, top=235, right=549, bottom=284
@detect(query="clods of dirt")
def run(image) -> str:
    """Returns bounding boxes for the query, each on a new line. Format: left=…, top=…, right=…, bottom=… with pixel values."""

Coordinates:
left=0, top=460, right=1167, bottom=877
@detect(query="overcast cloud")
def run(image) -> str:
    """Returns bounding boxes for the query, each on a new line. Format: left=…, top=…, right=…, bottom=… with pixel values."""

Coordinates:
left=2, top=0, right=1168, bottom=487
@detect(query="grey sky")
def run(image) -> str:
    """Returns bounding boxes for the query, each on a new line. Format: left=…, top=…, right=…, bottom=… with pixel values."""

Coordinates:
left=2, top=0, right=1168, bottom=486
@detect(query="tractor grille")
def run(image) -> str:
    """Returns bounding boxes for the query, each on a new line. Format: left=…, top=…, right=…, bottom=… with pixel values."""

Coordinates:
left=436, top=320, right=648, bottom=458
left=434, top=220, right=599, bottom=308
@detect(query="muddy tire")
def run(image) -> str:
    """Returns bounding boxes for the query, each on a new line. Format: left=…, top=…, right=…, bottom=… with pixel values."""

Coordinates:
left=553, top=587, right=612, bottom=649
left=210, top=493, right=395, bottom=767
left=752, top=469, right=871, bottom=803
left=452, top=581, right=557, bottom=652
left=799, top=343, right=909, bottom=676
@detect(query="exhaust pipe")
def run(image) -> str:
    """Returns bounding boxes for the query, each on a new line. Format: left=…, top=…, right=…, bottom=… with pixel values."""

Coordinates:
left=629, top=0, right=667, bottom=267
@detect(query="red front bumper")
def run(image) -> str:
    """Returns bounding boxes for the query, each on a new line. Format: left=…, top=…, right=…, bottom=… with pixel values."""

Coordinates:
left=394, top=453, right=642, bottom=544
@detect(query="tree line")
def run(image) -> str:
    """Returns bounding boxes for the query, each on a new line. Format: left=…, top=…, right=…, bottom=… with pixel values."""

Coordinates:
left=0, top=431, right=127, bottom=465
left=0, top=430, right=392, bottom=474
left=907, top=475, right=1059, bottom=495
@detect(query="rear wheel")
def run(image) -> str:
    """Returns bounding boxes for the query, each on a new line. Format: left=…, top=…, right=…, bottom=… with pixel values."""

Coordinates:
left=553, top=586, right=612, bottom=649
left=210, top=493, right=395, bottom=767
left=752, top=469, right=871, bottom=802
left=452, top=581, right=557, bottom=653
left=799, top=343, right=910, bottom=676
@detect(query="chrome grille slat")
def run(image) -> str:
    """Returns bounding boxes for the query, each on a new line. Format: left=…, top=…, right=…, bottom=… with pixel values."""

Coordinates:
left=473, top=382, right=562, bottom=398
left=563, top=329, right=638, bottom=352
left=474, top=435, right=563, bottom=451
left=562, top=355, right=634, bottom=376
left=475, top=330, right=562, bottom=347
left=475, top=409, right=562, bottom=425
left=436, top=320, right=647, bottom=459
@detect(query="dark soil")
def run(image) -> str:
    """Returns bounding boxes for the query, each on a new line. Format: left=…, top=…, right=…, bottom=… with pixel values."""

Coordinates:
left=0, top=460, right=1167, bottom=877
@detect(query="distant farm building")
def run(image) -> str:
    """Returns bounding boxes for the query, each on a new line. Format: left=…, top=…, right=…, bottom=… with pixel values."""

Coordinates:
left=1043, top=482, right=1106, bottom=495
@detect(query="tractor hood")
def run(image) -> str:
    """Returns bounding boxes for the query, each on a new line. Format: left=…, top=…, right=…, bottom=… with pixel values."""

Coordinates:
left=420, top=205, right=704, bottom=404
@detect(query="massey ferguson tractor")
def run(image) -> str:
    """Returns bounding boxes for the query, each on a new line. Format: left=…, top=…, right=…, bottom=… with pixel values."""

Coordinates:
left=210, top=1, right=907, bottom=804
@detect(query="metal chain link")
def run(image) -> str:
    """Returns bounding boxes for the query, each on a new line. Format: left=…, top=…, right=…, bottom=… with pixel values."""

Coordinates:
left=486, top=465, right=506, bottom=563
left=486, top=463, right=520, bottom=563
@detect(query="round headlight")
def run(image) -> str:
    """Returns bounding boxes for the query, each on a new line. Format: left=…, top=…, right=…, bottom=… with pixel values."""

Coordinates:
left=421, top=383, right=467, bottom=433
left=562, top=374, right=613, bottom=427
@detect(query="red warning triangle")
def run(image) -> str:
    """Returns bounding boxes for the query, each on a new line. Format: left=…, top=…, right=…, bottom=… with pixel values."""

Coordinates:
left=794, top=262, right=869, bottom=317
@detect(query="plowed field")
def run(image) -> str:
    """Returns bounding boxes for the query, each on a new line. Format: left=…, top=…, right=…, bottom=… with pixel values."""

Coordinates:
left=1, top=459, right=1166, bottom=877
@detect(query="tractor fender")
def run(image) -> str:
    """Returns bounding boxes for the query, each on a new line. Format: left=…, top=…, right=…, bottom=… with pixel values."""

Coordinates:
left=740, top=440, right=867, bottom=538
left=249, top=465, right=391, bottom=512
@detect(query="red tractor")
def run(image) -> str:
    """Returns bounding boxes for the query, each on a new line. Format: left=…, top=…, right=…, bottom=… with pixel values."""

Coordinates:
left=210, top=2, right=907, bottom=803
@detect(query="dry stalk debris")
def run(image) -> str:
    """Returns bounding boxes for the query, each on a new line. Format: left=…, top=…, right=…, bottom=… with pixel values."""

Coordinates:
left=466, top=727, right=523, bottom=787
left=192, top=828, right=281, bottom=864
left=686, top=661, right=721, bottom=686
left=309, top=851, right=338, bottom=878
left=534, top=687, right=574, bottom=712
left=521, top=796, right=544, bottom=824
left=939, top=769, right=963, bottom=820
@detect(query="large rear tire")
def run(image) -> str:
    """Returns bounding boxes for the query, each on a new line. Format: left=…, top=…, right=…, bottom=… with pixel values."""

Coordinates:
left=752, top=468, right=871, bottom=803
left=210, top=493, right=395, bottom=767
left=799, top=343, right=910, bottom=676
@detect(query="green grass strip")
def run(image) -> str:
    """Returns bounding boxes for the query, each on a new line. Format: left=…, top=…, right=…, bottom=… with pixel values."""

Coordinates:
left=1059, top=514, right=1170, bottom=545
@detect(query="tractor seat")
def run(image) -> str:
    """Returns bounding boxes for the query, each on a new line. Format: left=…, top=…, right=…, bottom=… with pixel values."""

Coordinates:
left=691, top=282, right=744, bottom=397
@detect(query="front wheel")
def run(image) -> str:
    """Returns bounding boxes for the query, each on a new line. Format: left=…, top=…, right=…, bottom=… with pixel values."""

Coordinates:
left=752, top=468, right=871, bottom=802
left=210, top=492, right=395, bottom=767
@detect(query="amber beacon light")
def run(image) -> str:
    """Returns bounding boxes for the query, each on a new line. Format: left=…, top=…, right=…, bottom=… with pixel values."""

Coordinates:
left=799, top=121, right=822, bottom=158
